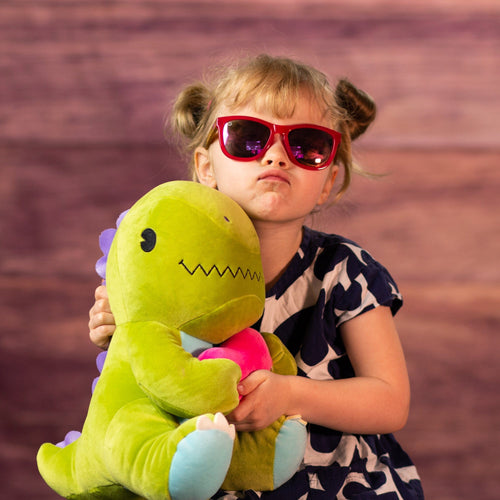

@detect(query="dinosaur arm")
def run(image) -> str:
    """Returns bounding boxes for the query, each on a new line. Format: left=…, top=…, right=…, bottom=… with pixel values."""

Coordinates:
left=124, top=322, right=241, bottom=418
left=261, top=332, right=297, bottom=376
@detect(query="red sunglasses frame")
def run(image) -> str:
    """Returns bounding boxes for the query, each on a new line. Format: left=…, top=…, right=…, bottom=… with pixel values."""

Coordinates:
left=214, top=115, right=342, bottom=171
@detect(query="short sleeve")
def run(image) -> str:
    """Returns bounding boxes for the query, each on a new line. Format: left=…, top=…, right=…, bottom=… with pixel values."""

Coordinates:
left=330, top=242, right=403, bottom=326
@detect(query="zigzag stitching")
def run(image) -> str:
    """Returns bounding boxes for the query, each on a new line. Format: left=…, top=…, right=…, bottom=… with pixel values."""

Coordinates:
left=179, top=259, right=262, bottom=282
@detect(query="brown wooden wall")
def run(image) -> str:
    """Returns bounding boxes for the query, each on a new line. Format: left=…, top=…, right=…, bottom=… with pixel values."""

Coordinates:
left=1, top=1, right=499, bottom=498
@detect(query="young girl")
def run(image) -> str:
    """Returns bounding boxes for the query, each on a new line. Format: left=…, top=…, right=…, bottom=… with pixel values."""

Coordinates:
left=89, top=54, right=424, bottom=499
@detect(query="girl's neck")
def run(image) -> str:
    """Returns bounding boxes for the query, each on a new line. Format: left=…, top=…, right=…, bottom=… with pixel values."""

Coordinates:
left=252, top=219, right=304, bottom=291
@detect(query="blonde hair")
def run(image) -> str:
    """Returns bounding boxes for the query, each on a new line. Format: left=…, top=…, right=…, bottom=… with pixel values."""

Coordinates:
left=170, top=54, right=376, bottom=201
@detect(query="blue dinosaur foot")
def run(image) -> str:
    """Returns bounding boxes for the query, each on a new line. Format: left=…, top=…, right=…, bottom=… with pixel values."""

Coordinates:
left=273, top=416, right=307, bottom=489
left=169, top=413, right=235, bottom=500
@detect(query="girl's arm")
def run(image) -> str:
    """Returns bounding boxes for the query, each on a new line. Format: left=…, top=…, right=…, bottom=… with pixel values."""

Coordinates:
left=88, top=285, right=115, bottom=349
left=228, top=306, right=410, bottom=435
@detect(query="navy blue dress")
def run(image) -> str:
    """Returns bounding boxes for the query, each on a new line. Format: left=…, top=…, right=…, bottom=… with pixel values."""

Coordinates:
left=216, top=227, right=423, bottom=499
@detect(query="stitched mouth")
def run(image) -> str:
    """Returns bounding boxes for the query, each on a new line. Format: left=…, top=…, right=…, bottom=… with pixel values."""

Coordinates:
left=179, top=259, right=262, bottom=282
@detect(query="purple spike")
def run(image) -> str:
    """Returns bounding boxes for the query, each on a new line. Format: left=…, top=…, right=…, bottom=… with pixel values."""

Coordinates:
left=56, top=430, right=81, bottom=448
left=94, top=210, right=129, bottom=281
left=95, top=255, right=107, bottom=281
left=98, top=228, right=116, bottom=255
left=96, top=351, right=107, bottom=372
left=91, top=351, right=108, bottom=393
left=116, top=209, right=129, bottom=227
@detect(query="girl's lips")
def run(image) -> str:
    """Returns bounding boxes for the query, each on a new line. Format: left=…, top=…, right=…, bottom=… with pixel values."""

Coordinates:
left=258, top=170, right=290, bottom=184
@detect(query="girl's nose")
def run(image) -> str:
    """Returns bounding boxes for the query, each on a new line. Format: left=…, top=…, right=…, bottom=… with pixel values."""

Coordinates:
left=260, top=134, right=289, bottom=168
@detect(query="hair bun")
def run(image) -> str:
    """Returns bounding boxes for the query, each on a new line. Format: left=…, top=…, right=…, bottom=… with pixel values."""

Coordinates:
left=171, top=83, right=212, bottom=140
left=335, top=79, right=376, bottom=140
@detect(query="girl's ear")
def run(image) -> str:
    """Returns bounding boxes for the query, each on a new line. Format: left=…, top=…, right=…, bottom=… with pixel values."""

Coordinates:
left=317, top=165, right=339, bottom=205
left=194, top=147, right=217, bottom=188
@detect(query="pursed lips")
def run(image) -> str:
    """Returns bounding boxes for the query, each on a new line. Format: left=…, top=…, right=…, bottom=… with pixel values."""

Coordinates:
left=257, top=169, right=290, bottom=184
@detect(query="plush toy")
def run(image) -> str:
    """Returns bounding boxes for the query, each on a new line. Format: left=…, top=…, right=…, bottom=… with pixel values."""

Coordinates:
left=37, top=181, right=306, bottom=500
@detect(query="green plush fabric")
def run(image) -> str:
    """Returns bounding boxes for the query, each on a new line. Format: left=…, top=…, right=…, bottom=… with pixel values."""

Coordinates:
left=37, top=181, right=305, bottom=500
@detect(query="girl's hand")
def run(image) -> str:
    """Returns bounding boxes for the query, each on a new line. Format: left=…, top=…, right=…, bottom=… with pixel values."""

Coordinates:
left=227, top=308, right=410, bottom=435
left=226, top=370, right=291, bottom=432
left=88, top=285, right=115, bottom=349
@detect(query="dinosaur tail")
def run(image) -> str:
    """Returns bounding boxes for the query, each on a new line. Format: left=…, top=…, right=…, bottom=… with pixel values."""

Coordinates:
left=37, top=440, right=81, bottom=498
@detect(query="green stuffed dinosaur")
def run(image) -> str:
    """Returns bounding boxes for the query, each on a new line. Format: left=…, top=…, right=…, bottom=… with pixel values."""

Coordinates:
left=37, top=181, right=306, bottom=500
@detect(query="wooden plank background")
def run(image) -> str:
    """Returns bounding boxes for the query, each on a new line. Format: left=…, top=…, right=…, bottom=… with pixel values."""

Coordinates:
left=1, top=1, right=499, bottom=498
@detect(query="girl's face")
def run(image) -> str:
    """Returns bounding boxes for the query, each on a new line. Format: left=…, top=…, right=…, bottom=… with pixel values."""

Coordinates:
left=195, top=95, right=338, bottom=225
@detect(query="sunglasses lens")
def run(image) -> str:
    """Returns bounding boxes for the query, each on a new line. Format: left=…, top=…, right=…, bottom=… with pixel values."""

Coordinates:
left=288, top=128, right=334, bottom=168
left=222, top=119, right=271, bottom=159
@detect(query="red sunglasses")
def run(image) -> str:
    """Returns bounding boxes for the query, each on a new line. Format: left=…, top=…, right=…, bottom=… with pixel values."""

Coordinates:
left=213, top=116, right=341, bottom=170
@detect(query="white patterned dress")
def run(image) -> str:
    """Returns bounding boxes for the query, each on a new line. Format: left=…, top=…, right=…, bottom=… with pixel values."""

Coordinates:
left=215, top=227, right=424, bottom=499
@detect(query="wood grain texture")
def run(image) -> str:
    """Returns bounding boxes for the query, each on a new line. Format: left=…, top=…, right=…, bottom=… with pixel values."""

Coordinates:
left=1, top=1, right=499, bottom=498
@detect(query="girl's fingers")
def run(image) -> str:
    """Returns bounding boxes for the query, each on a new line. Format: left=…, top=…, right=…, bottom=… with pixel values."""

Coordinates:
left=89, top=324, right=114, bottom=349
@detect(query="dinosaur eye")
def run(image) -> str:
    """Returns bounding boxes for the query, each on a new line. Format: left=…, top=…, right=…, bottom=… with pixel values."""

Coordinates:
left=140, top=228, right=156, bottom=252
left=224, top=216, right=230, bottom=223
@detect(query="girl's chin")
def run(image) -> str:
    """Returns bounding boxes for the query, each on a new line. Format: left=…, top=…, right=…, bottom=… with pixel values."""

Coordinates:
left=238, top=191, right=311, bottom=223
left=244, top=192, right=288, bottom=217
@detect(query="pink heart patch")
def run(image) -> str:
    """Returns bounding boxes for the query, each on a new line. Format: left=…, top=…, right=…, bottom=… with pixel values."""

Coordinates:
left=198, top=328, right=272, bottom=380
